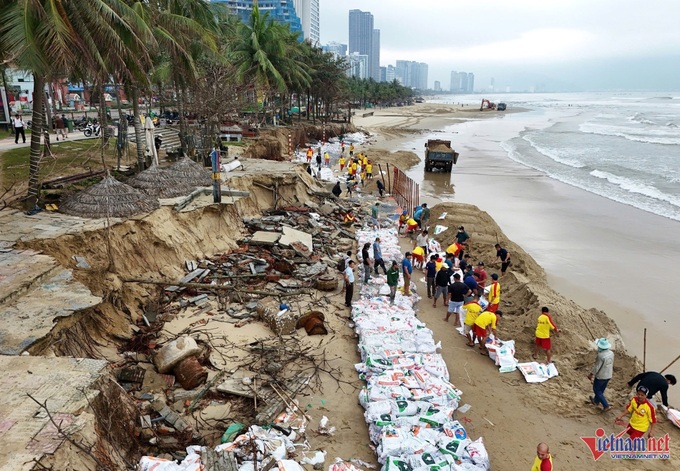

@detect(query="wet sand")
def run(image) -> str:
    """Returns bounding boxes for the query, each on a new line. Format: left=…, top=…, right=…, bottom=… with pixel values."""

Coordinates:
left=354, top=104, right=680, bottom=405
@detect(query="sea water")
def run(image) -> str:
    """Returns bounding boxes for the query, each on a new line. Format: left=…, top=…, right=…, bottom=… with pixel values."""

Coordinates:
left=432, top=92, right=680, bottom=221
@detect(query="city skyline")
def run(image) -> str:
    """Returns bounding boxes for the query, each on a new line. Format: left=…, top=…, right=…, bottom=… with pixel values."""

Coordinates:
left=320, top=0, right=680, bottom=92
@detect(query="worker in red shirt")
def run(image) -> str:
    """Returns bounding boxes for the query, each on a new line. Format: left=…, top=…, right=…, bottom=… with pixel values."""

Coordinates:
left=473, top=261, right=487, bottom=295
left=531, top=443, right=553, bottom=471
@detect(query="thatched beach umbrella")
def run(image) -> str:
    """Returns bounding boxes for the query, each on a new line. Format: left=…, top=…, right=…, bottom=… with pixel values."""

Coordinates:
left=165, top=157, right=212, bottom=188
left=60, top=174, right=159, bottom=218
left=127, top=164, right=196, bottom=198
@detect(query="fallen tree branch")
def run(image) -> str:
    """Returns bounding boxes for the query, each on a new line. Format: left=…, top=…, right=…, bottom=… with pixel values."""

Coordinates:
left=123, top=278, right=313, bottom=297
left=26, top=393, right=112, bottom=471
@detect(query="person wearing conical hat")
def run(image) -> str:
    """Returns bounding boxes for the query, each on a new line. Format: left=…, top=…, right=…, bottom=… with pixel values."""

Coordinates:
left=587, top=338, right=614, bottom=412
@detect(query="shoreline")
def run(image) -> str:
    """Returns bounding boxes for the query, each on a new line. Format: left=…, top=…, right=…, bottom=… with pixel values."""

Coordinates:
left=353, top=103, right=680, bottom=405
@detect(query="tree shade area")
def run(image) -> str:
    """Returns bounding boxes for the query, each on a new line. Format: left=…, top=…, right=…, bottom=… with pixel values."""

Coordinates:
left=0, top=1, right=413, bottom=206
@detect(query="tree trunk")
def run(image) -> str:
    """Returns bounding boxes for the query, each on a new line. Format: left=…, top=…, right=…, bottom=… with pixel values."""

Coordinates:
left=177, top=85, right=188, bottom=156
left=26, top=75, right=46, bottom=208
left=131, top=88, right=145, bottom=171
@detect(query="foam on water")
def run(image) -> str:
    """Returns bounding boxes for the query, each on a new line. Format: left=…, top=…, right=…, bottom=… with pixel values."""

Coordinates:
left=589, top=170, right=680, bottom=207
left=522, top=134, right=586, bottom=168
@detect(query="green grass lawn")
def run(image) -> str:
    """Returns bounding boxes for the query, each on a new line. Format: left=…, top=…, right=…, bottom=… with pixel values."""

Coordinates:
left=1, top=139, right=122, bottom=188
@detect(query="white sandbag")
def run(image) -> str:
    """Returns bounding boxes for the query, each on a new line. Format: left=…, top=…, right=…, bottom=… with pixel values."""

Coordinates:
left=517, top=362, right=559, bottom=383
left=277, top=460, right=305, bottom=471
left=666, top=407, right=680, bottom=428
left=438, top=437, right=472, bottom=461
left=153, top=336, right=202, bottom=373
left=465, top=438, right=490, bottom=470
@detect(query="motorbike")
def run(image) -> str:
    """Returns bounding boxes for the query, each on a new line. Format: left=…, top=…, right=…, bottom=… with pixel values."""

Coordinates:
left=83, top=122, right=101, bottom=137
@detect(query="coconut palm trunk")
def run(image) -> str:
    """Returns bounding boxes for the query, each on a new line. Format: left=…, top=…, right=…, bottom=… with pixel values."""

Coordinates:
left=131, top=88, right=145, bottom=171
left=26, top=75, right=46, bottom=208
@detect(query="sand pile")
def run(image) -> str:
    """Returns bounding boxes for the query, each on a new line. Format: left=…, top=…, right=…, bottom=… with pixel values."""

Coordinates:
left=429, top=202, right=642, bottom=414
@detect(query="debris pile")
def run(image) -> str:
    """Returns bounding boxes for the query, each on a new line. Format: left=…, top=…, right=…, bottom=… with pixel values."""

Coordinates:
left=118, top=198, right=374, bottom=467
left=351, top=228, right=491, bottom=471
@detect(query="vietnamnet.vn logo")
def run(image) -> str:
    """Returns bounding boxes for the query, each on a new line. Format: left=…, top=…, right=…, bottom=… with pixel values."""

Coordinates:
left=581, top=428, right=671, bottom=460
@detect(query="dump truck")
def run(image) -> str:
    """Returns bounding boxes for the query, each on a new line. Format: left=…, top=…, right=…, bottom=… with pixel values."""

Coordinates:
left=424, top=139, right=459, bottom=172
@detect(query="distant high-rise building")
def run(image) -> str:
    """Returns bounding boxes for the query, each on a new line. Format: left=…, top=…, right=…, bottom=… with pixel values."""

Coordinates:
left=371, top=29, right=381, bottom=82
left=349, top=10, right=378, bottom=80
left=489, top=77, right=495, bottom=92
left=294, top=0, right=320, bottom=44
left=395, top=61, right=428, bottom=89
left=214, top=1, right=319, bottom=43
left=434, top=81, right=441, bottom=92
left=450, top=70, right=474, bottom=93
left=347, top=52, right=369, bottom=80
left=322, top=42, right=347, bottom=58
left=386, top=65, right=396, bottom=82
left=379, top=66, right=387, bottom=82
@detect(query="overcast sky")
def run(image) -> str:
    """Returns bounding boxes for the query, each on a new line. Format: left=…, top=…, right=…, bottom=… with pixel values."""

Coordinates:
left=320, top=0, right=680, bottom=91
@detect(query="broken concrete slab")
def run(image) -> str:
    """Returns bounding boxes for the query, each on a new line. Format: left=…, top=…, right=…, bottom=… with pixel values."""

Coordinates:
left=249, top=231, right=281, bottom=246
left=0, top=356, right=107, bottom=470
left=0, top=267, right=101, bottom=355
left=279, top=225, right=313, bottom=253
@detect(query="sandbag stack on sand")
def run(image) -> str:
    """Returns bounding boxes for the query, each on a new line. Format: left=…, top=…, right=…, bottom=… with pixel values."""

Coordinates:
left=352, top=228, right=491, bottom=471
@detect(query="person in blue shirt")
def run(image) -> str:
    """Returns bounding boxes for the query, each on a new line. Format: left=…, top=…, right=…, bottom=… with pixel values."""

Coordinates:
left=373, top=237, right=387, bottom=275
left=425, top=254, right=437, bottom=298
left=413, top=205, right=423, bottom=228
left=402, top=252, right=413, bottom=296
left=463, top=271, right=478, bottom=294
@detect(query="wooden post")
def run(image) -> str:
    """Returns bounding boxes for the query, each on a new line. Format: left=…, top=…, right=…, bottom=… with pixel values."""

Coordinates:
left=386, top=163, right=392, bottom=195
left=287, top=133, right=292, bottom=156
left=643, top=328, right=647, bottom=371
left=660, top=354, right=680, bottom=374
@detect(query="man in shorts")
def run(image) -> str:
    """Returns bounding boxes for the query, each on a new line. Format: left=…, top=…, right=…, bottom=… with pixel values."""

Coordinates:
left=474, top=310, right=502, bottom=355
left=463, top=295, right=483, bottom=347
left=486, top=274, right=501, bottom=312
left=534, top=307, right=558, bottom=363
left=615, top=386, right=656, bottom=439
left=446, top=273, right=471, bottom=325
left=433, top=264, right=450, bottom=308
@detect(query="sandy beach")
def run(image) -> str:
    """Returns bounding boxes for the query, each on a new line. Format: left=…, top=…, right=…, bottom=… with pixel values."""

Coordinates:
left=349, top=103, right=680, bottom=469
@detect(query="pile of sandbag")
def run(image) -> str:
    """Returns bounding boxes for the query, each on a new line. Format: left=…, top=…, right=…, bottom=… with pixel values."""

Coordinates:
left=352, top=229, right=490, bottom=471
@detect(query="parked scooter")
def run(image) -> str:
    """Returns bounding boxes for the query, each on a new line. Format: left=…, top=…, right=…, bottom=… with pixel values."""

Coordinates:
left=83, top=122, right=101, bottom=137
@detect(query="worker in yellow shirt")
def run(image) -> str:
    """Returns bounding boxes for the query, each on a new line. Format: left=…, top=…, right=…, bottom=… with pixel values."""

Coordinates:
left=463, top=296, right=483, bottom=347
left=406, top=218, right=419, bottom=238
left=351, top=161, right=358, bottom=176
left=487, top=274, right=500, bottom=312
left=411, top=246, right=425, bottom=269
left=343, top=211, right=356, bottom=227
left=324, top=151, right=330, bottom=167
left=534, top=306, right=558, bottom=363
left=339, top=156, right=345, bottom=171
left=531, top=443, right=553, bottom=471
left=362, top=155, right=368, bottom=167
left=474, top=310, right=502, bottom=355
left=349, top=144, right=355, bottom=156
left=615, top=385, right=657, bottom=440
left=398, top=211, right=409, bottom=234
left=366, top=161, right=373, bottom=179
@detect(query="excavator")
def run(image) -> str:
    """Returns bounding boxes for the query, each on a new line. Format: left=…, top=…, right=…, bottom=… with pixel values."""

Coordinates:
left=480, top=99, right=496, bottom=111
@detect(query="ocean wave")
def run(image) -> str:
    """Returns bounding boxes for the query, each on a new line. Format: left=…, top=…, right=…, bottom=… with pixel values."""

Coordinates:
left=590, top=170, right=680, bottom=207
left=579, top=122, right=680, bottom=145
left=522, top=134, right=586, bottom=168
left=500, top=139, right=680, bottom=222
left=628, top=112, right=656, bottom=125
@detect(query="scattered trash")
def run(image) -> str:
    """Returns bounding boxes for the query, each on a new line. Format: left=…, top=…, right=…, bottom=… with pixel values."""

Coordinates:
left=316, top=415, right=336, bottom=436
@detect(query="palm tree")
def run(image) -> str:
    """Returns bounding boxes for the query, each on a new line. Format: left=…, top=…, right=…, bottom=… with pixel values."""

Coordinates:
left=230, top=4, right=310, bottom=124
left=0, top=0, right=152, bottom=207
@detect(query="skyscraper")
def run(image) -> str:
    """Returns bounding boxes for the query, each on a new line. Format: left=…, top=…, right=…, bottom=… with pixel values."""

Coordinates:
left=294, top=0, right=320, bottom=44
left=395, top=61, right=428, bottom=89
left=349, top=10, right=376, bottom=79
left=371, top=29, right=381, bottom=81
left=347, top=53, right=369, bottom=80
left=467, top=73, right=475, bottom=93
left=450, top=71, right=474, bottom=93
left=322, top=42, right=348, bottom=58
left=214, top=1, right=319, bottom=43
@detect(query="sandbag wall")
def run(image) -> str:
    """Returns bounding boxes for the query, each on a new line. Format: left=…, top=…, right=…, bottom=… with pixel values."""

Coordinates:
left=353, top=228, right=491, bottom=471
